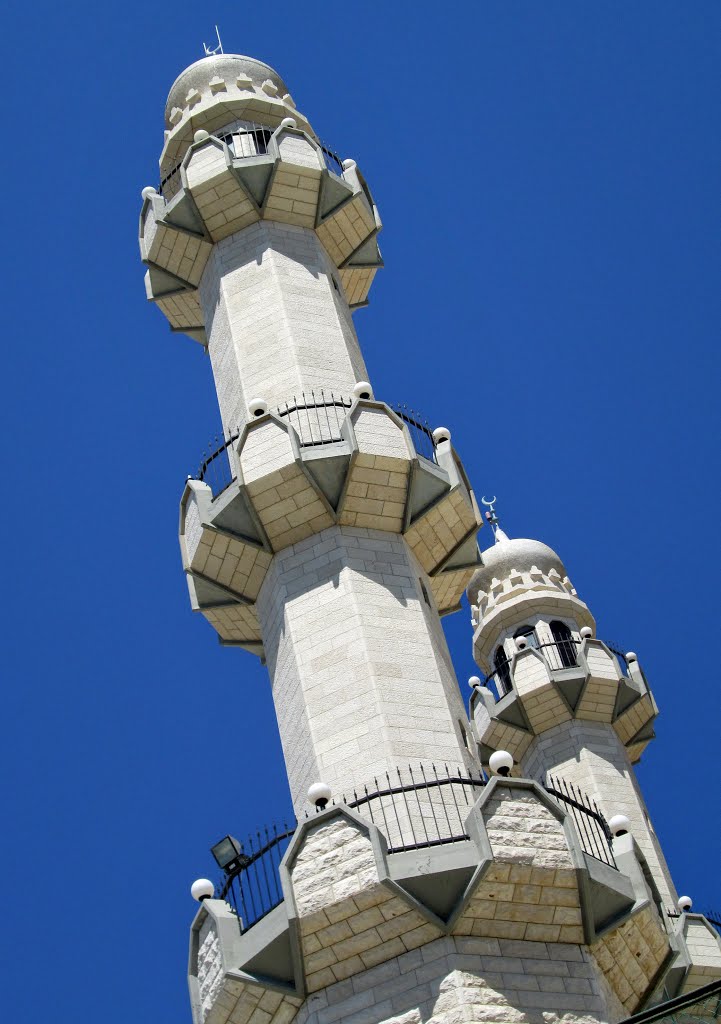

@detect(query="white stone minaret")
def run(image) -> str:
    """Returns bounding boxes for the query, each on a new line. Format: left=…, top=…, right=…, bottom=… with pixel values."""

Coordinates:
left=139, top=51, right=721, bottom=1024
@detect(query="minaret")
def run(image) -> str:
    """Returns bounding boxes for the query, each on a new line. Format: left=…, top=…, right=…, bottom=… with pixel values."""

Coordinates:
left=139, top=51, right=482, bottom=813
left=465, top=527, right=673, bottom=905
left=139, top=50, right=721, bottom=1024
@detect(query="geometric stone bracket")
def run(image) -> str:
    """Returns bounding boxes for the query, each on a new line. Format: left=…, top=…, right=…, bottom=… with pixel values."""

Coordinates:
left=187, top=898, right=303, bottom=1024
left=676, top=913, right=721, bottom=995
left=279, top=805, right=446, bottom=995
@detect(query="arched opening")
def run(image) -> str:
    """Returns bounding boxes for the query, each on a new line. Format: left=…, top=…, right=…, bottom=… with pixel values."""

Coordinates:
left=550, top=620, right=577, bottom=668
left=513, top=624, right=538, bottom=649
left=494, top=645, right=512, bottom=696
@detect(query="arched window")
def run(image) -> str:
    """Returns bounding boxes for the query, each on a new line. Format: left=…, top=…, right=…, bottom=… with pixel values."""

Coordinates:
left=494, top=645, right=512, bottom=696
left=513, top=624, right=538, bottom=649
left=550, top=620, right=577, bottom=668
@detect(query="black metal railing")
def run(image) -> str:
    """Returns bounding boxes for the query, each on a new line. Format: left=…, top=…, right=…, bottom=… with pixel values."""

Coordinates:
left=217, top=823, right=295, bottom=933
left=211, top=767, right=616, bottom=934
left=546, top=774, right=616, bottom=868
left=344, top=764, right=486, bottom=853
left=391, top=405, right=437, bottom=462
left=192, top=395, right=441, bottom=496
left=479, top=637, right=630, bottom=703
left=159, top=121, right=345, bottom=201
left=277, top=391, right=352, bottom=447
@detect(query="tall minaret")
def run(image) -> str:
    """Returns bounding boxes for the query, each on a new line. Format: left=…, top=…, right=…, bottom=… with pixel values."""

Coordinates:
left=139, top=51, right=721, bottom=1024
left=139, top=52, right=482, bottom=813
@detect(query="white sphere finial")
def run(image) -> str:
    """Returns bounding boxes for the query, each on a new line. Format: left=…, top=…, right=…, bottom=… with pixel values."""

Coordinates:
left=432, top=427, right=451, bottom=446
left=280, top=116, right=297, bottom=129
left=248, top=398, right=269, bottom=419
left=468, top=675, right=481, bottom=689
left=194, top=129, right=210, bottom=144
left=353, top=381, right=374, bottom=400
left=516, top=636, right=527, bottom=650
left=342, top=158, right=356, bottom=170
left=141, top=186, right=157, bottom=201
left=489, top=750, right=513, bottom=777
left=580, top=626, right=593, bottom=639
left=307, top=781, right=332, bottom=810
left=626, top=652, right=637, bottom=663
left=677, top=895, right=693, bottom=912
left=608, top=814, right=631, bottom=837
left=191, top=878, right=215, bottom=902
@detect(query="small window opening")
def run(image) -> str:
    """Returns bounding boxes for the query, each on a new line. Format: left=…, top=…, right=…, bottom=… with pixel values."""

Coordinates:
left=550, top=620, right=577, bottom=668
left=459, top=720, right=470, bottom=751
left=513, top=624, right=539, bottom=649
left=494, top=645, right=512, bottom=696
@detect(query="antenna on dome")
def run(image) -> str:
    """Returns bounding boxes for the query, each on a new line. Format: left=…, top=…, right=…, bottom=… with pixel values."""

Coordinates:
left=203, top=25, right=224, bottom=57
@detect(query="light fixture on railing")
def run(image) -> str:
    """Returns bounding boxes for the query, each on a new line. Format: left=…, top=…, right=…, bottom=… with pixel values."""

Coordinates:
left=468, top=676, right=481, bottom=689
left=191, top=878, right=215, bottom=902
left=580, top=626, right=593, bottom=639
left=608, top=814, right=631, bottom=837
left=307, top=781, right=332, bottom=810
left=210, top=835, right=251, bottom=874
left=677, top=895, right=693, bottom=912
left=432, top=427, right=451, bottom=446
left=489, top=750, right=513, bottom=777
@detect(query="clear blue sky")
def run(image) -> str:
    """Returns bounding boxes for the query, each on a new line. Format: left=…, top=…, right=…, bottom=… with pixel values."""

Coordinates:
left=2, top=2, right=719, bottom=1020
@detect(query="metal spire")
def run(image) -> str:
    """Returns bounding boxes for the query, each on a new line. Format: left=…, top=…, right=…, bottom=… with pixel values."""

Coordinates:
left=481, top=496, right=509, bottom=543
left=203, top=25, right=224, bottom=56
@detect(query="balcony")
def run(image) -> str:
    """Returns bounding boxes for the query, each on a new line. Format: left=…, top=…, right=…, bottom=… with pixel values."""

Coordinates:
left=208, top=764, right=615, bottom=936
left=159, top=120, right=345, bottom=201
left=482, top=637, right=630, bottom=702
left=191, top=393, right=439, bottom=499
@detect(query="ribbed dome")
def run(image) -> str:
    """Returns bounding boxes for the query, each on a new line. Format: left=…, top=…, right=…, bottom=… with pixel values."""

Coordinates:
left=466, top=536, right=567, bottom=600
left=164, top=54, right=290, bottom=127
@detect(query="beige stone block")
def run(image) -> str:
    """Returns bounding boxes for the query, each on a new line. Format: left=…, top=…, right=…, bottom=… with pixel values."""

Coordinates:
left=305, top=966, right=336, bottom=992
left=329, top=955, right=365, bottom=982
left=359, top=936, right=406, bottom=969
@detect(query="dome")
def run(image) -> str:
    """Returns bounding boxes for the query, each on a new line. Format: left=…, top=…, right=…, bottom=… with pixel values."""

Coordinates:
left=164, top=54, right=290, bottom=127
left=466, top=536, right=567, bottom=601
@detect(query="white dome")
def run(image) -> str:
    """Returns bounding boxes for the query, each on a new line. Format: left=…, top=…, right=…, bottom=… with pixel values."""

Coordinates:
left=466, top=536, right=567, bottom=599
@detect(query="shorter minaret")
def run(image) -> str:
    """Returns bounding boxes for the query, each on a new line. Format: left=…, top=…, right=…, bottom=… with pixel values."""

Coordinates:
left=466, top=522, right=674, bottom=906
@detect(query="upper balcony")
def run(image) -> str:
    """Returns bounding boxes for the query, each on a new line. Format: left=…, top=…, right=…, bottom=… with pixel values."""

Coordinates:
left=470, top=631, right=658, bottom=767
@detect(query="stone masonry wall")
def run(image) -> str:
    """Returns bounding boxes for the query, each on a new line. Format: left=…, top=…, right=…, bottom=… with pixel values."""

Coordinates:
left=294, top=935, right=625, bottom=1024
left=257, top=525, right=474, bottom=814
left=196, top=915, right=223, bottom=1021
left=199, top=221, right=368, bottom=435
left=521, top=721, right=677, bottom=908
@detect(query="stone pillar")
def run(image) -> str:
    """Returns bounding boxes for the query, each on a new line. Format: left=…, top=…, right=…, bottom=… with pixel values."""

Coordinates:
left=199, top=221, right=368, bottom=435
left=257, top=525, right=475, bottom=814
